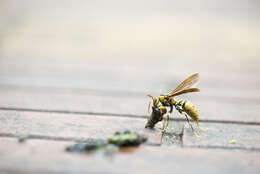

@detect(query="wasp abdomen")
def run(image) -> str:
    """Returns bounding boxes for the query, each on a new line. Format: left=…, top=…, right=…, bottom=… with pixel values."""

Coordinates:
left=179, top=100, right=199, bottom=123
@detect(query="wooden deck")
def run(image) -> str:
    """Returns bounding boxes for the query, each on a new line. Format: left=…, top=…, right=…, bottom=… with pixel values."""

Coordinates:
left=1, top=1, right=260, bottom=173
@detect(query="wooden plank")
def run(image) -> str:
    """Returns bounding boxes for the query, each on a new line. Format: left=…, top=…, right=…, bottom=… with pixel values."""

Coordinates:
left=1, top=110, right=259, bottom=149
left=0, top=110, right=161, bottom=145
left=0, top=66, right=259, bottom=99
left=0, top=86, right=260, bottom=122
left=182, top=122, right=260, bottom=149
left=0, top=51, right=259, bottom=100
left=0, top=137, right=259, bottom=174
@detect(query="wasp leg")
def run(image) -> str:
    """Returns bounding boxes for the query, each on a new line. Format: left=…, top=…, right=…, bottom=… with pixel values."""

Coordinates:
left=159, top=119, right=165, bottom=132
left=184, top=114, right=202, bottom=139
left=160, top=119, right=165, bottom=129
left=165, top=113, right=170, bottom=130
left=175, top=105, right=202, bottom=138
left=158, top=106, right=167, bottom=133
left=159, top=113, right=170, bottom=133
left=163, top=105, right=173, bottom=131
left=197, top=124, right=208, bottom=131
left=158, top=111, right=166, bottom=133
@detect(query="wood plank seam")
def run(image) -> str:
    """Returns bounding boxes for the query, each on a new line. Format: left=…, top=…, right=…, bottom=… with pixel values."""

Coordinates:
left=183, top=145, right=260, bottom=152
left=0, top=107, right=260, bottom=126
left=0, top=133, right=259, bottom=152
left=0, top=133, right=161, bottom=146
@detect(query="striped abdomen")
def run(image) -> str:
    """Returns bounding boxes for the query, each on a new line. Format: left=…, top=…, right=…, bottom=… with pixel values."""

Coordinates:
left=179, top=100, right=199, bottom=123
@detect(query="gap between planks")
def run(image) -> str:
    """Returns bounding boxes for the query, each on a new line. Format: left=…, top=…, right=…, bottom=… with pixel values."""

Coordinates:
left=0, top=106, right=260, bottom=126
left=0, top=133, right=260, bottom=152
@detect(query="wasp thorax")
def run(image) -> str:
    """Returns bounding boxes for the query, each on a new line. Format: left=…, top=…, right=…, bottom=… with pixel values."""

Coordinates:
left=159, top=95, right=165, bottom=103
left=178, top=100, right=185, bottom=106
left=169, top=97, right=177, bottom=105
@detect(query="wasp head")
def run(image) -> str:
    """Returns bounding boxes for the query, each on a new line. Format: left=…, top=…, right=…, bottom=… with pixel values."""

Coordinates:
left=145, top=106, right=162, bottom=129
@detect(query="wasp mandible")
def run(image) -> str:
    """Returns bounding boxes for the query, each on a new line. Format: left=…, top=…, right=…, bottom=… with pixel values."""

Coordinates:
left=145, top=73, right=207, bottom=138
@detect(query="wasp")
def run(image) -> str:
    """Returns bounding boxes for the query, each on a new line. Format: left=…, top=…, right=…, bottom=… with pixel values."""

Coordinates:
left=145, top=73, right=207, bottom=138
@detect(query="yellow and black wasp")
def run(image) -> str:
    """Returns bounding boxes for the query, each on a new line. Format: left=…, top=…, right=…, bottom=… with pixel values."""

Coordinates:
left=145, top=73, right=207, bottom=138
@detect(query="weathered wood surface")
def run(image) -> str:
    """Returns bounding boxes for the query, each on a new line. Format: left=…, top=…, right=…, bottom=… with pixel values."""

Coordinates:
left=182, top=122, right=260, bottom=149
left=1, top=110, right=259, bottom=150
left=0, top=85, right=260, bottom=123
left=0, top=110, right=161, bottom=145
left=0, top=138, right=260, bottom=174
left=1, top=0, right=260, bottom=173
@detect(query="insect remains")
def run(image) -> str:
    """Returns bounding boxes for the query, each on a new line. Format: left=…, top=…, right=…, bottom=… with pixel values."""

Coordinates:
left=145, top=73, right=207, bottom=138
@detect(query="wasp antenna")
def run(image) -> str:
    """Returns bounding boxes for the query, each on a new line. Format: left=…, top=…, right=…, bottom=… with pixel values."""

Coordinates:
left=147, top=94, right=154, bottom=99
left=148, top=101, right=151, bottom=114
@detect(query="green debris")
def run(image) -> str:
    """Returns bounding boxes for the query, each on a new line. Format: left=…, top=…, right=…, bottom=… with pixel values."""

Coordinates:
left=108, top=130, right=147, bottom=147
left=229, top=139, right=237, bottom=144
left=66, top=139, right=107, bottom=153
left=66, top=131, right=148, bottom=154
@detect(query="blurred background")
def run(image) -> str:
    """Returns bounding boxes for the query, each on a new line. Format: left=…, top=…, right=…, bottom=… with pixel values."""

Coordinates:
left=1, top=2, right=260, bottom=173
left=0, top=0, right=259, bottom=97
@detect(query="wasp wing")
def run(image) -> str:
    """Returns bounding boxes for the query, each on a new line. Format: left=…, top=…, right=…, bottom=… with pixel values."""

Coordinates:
left=170, top=73, right=199, bottom=95
left=168, top=88, right=200, bottom=97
